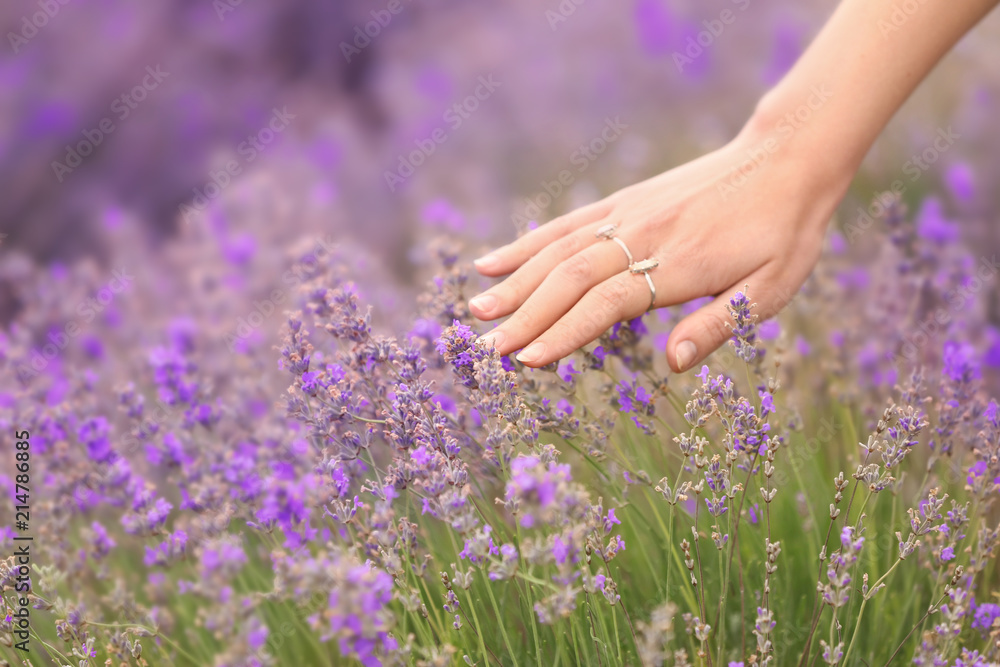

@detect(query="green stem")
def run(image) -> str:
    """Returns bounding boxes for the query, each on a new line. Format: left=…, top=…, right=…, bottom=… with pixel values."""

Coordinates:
left=841, top=598, right=868, bottom=666
left=691, top=503, right=712, bottom=667
left=445, top=531, right=492, bottom=666
left=348, top=412, right=386, bottom=424
left=482, top=570, right=520, bottom=666
left=573, top=608, right=594, bottom=667
left=586, top=594, right=612, bottom=666
left=464, top=585, right=494, bottom=666
left=716, top=542, right=728, bottom=660
left=85, top=621, right=202, bottom=664
left=515, top=524, right=544, bottom=665
left=415, top=569, right=448, bottom=639
left=828, top=604, right=837, bottom=667
left=646, top=483, right=700, bottom=614
left=789, top=437, right=822, bottom=551
left=882, top=589, right=949, bottom=667
left=842, top=557, right=903, bottom=666
left=612, top=601, right=623, bottom=665
left=30, top=630, right=74, bottom=665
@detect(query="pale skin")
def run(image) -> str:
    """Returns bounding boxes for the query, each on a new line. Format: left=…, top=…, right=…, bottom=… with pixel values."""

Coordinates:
left=469, top=0, right=1000, bottom=372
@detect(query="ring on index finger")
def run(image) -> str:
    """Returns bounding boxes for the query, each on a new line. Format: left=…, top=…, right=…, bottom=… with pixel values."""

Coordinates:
left=594, top=223, right=633, bottom=267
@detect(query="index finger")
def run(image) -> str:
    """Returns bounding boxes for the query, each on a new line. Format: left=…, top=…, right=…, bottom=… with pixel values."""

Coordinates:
left=473, top=199, right=613, bottom=276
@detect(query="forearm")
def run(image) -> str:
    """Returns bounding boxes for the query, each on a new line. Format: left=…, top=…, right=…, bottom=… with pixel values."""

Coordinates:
left=744, top=0, right=998, bottom=179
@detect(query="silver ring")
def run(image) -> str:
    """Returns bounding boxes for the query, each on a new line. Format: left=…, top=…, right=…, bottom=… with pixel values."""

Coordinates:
left=594, top=223, right=618, bottom=239
left=629, top=258, right=659, bottom=311
left=594, top=223, right=633, bottom=265
left=610, top=237, right=633, bottom=264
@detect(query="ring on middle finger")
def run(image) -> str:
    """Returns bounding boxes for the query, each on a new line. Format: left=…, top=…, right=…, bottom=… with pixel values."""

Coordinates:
left=629, top=257, right=660, bottom=312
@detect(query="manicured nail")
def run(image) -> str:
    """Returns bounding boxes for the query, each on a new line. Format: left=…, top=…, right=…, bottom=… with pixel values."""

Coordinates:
left=675, top=340, right=697, bottom=371
left=469, top=293, right=498, bottom=314
left=474, top=253, right=500, bottom=271
left=516, top=341, right=546, bottom=364
left=477, top=330, right=506, bottom=350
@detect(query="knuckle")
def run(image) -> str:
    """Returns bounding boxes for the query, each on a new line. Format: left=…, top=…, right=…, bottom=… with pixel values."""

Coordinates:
left=500, top=271, right=529, bottom=301
left=551, top=233, right=583, bottom=258
left=505, top=299, right=550, bottom=334
left=635, top=202, right=681, bottom=233
left=669, top=230, right=701, bottom=263
left=507, top=307, right=541, bottom=336
left=701, top=308, right=732, bottom=344
left=513, top=295, right=546, bottom=325
left=558, top=253, right=593, bottom=285
left=511, top=227, right=546, bottom=255
left=507, top=245, right=530, bottom=265
left=552, top=214, right=577, bottom=235
left=591, top=279, right=631, bottom=321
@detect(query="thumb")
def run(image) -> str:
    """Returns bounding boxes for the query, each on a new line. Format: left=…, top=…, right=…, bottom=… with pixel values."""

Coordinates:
left=667, top=279, right=773, bottom=373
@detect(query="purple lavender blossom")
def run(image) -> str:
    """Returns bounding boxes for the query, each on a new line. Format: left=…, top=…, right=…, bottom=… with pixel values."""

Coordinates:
left=557, top=360, right=581, bottom=383
left=436, top=320, right=484, bottom=388
left=726, top=290, right=759, bottom=363
left=88, top=521, right=116, bottom=560
left=78, top=416, right=113, bottom=463
left=617, top=379, right=654, bottom=415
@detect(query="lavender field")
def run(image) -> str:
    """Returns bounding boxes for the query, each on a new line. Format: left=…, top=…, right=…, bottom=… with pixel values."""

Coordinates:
left=2, top=0, right=1000, bottom=665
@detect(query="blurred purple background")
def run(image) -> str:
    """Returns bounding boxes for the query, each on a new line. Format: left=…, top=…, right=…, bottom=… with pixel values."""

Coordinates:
left=2, top=0, right=999, bottom=293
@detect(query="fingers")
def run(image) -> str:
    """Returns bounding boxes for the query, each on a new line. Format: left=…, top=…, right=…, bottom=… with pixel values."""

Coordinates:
left=469, top=218, right=633, bottom=324
left=472, top=199, right=613, bottom=276
left=475, top=237, right=637, bottom=355
left=666, top=271, right=771, bottom=373
left=511, top=269, right=660, bottom=367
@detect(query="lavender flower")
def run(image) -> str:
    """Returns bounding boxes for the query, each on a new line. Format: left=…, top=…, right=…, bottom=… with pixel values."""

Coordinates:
left=5, top=168, right=1000, bottom=667
left=726, top=289, right=759, bottom=363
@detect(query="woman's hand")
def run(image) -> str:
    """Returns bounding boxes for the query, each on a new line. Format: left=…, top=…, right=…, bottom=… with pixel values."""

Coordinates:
left=464, top=0, right=998, bottom=373
left=468, top=114, right=852, bottom=373
left=467, top=0, right=1000, bottom=373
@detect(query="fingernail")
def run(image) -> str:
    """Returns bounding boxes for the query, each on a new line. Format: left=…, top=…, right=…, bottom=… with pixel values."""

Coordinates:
left=675, top=340, right=697, bottom=371
left=474, top=253, right=500, bottom=271
left=477, top=330, right=506, bottom=350
left=516, top=341, right=546, bottom=364
left=469, top=293, right=498, bottom=314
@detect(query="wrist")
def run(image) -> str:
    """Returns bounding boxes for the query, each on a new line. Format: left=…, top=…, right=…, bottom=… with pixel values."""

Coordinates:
left=736, top=85, right=859, bottom=196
